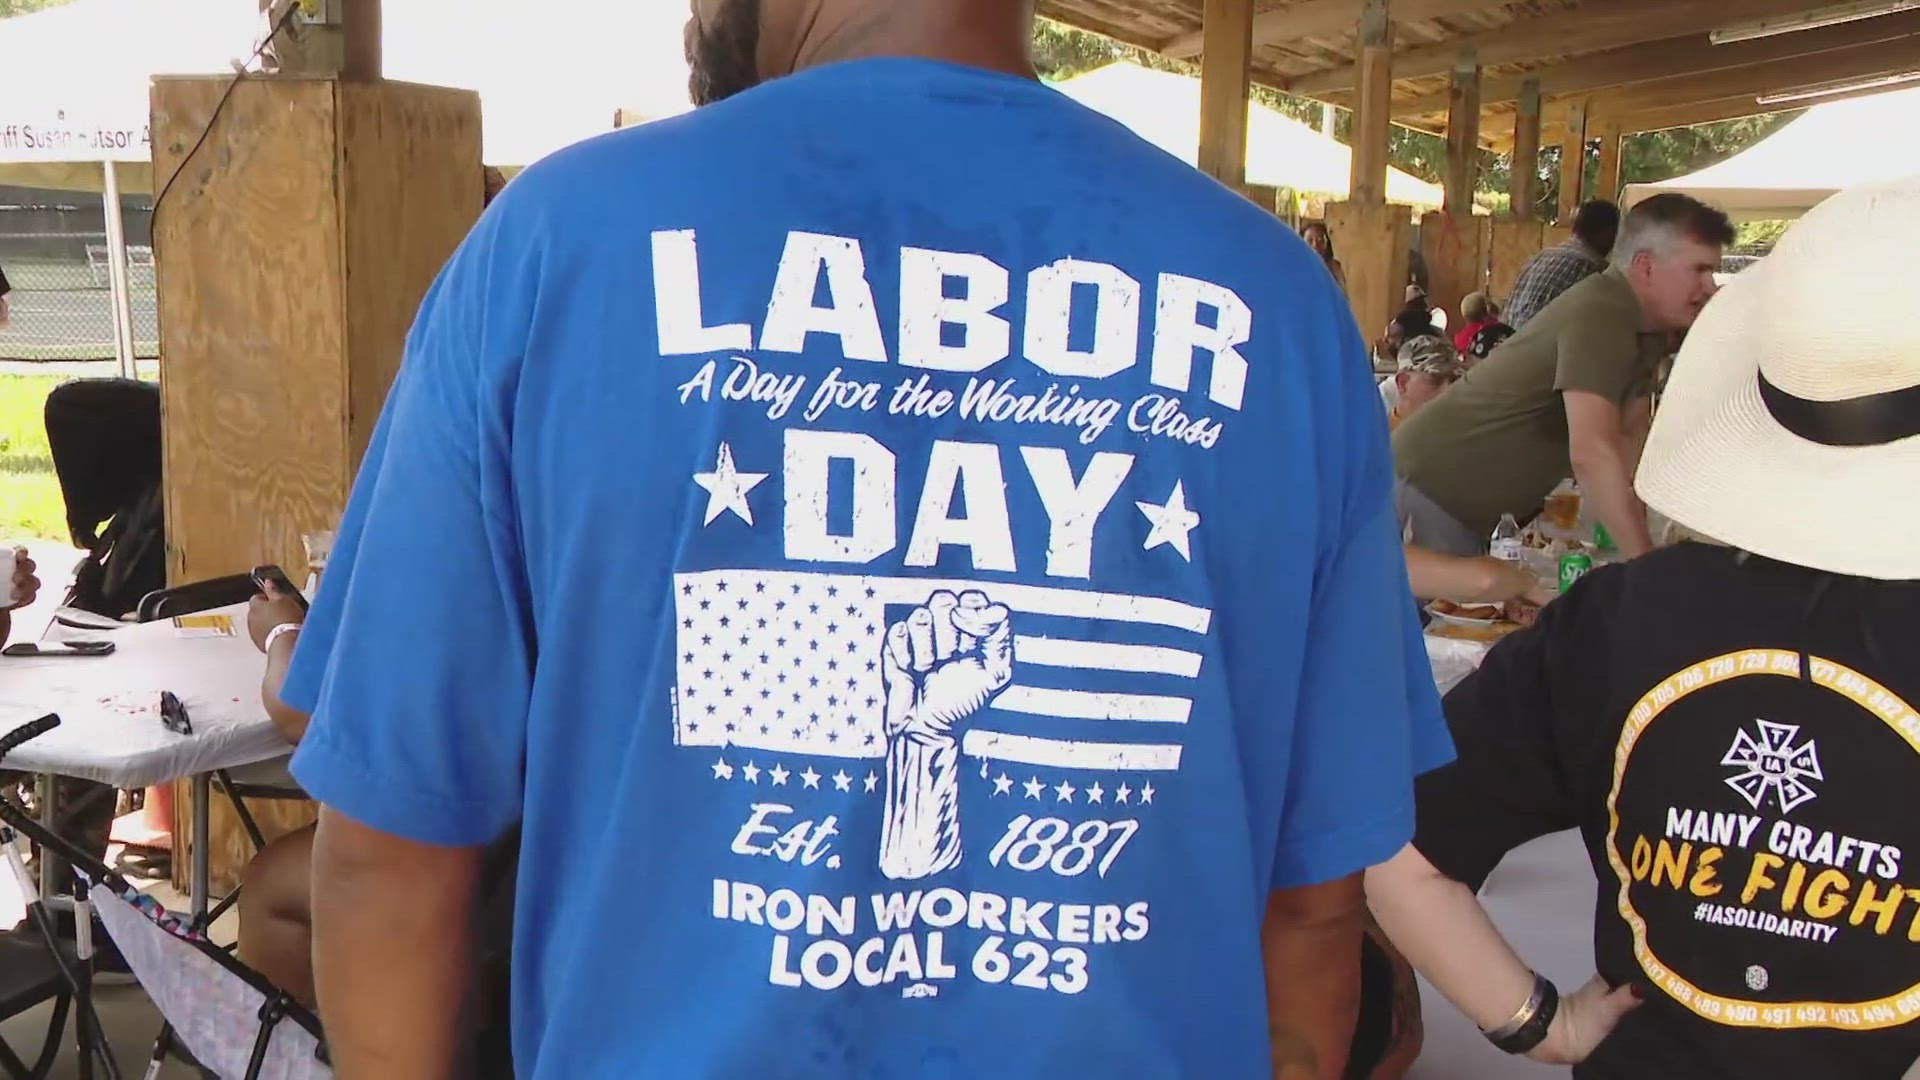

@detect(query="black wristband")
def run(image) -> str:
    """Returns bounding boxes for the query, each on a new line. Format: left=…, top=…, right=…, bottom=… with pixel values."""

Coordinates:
left=1487, top=975, right=1559, bottom=1055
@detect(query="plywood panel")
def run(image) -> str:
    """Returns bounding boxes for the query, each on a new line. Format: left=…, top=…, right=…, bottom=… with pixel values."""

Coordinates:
left=1421, top=211, right=1489, bottom=339
left=1326, top=201, right=1413, bottom=343
left=1488, top=218, right=1546, bottom=306
left=338, top=81, right=482, bottom=465
left=153, top=75, right=481, bottom=895
left=152, top=77, right=349, bottom=585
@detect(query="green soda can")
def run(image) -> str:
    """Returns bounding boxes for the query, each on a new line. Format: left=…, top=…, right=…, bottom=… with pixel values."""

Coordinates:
left=1593, top=521, right=1616, bottom=552
left=1559, top=550, right=1595, bottom=591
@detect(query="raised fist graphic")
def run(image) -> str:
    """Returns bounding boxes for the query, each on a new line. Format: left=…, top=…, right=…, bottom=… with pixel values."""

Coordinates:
left=877, top=590, right=1013, bottom=880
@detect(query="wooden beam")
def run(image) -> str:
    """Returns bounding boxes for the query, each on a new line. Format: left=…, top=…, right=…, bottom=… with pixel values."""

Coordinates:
left=1197, top=0, right=1255, bottom=187
left=1444, top=49, right=1480, bottom=214
left=1351, top=0, right=1393, bottom=206
left=1161, top=0, right=1493, bottom=60
left=1602, top=79, right=1901, bottom=138
left=1556, top=99, right=1587, bottom=222
left=1559, top=37, right=1920, bottom=126
left=343, top=0, right=382, bottom=80
left=1593, top=121, right=1623, bottom=203
left=1287, top=0, right=1868, bottom=96
left=1392, top=10, right=1920, bottom=119
left=1510, top=77, right=1541, bottom=221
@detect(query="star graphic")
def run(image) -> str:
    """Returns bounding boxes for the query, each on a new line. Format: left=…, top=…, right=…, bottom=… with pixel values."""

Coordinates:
left=1086, top=781, right=1105, bottom=805
left=1023, top=776, right=1045, bottom=801
left=742, top=761, right=761, bottom=784
left=992, top=773, right=1014, bottom=797
left=832, top=770, right=853, bottom=792
left=711, top=757, right=734, bottom=781
left=1140, top=782, right=1156, bottom=805
left=864, top=771, right=879, bottom=793
left=1136, top=479, right=1201, bottom=561
left=692, top=442, right=768, bottom=526
left=770, top=763, right=790, bottom=786
left=1054, top=780, right=1077, bottom=803
left=802, top=767, right=822, bottom=790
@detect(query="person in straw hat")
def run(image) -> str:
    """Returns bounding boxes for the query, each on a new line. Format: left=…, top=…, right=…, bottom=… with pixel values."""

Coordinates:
left=1363, top=176, right=1920, bottom=1078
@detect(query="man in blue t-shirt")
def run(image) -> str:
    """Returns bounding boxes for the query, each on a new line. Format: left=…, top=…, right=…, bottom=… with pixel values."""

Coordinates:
left=282, top=2, right=1451, bottom=1076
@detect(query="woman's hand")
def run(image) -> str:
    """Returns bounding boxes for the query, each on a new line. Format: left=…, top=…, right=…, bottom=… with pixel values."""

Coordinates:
left=248, top=579, right=306, bottom=653
left=6, top=548, right=39, bottom=610
left=1527, top=975, right=1641, bottom=1065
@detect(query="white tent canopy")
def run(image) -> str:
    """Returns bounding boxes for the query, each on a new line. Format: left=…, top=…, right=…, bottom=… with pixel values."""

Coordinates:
left=1053, top=61, right=1447, bottom=208
left=1621, top=85, right=1920, bottom=220
left=0, top=0, right=693, bottom=174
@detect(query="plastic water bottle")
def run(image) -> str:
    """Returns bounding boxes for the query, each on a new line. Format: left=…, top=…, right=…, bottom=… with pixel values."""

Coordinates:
left=1490, top=513, right=1524, bottom=562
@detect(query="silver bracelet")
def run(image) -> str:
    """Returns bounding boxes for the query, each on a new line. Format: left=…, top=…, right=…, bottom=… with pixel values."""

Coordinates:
left=1482, top=973, right=1546, bottom=1041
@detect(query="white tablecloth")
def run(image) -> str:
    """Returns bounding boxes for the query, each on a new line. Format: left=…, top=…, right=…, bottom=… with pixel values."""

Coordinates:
left=0, top=604, right=290, bottom=787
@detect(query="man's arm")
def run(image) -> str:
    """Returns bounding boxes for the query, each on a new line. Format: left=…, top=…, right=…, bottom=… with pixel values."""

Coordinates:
left=1262, top=873, right=1366, bottom=1079
left=1563, top=390, right=1652, bottom=557
left=311, top=808, right=483, bottom=1079
left=1404, top=545, right=1551, bottom=606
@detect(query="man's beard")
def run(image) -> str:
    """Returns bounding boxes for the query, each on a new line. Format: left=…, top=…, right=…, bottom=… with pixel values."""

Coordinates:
left=686, top=0, right=762, bottom=107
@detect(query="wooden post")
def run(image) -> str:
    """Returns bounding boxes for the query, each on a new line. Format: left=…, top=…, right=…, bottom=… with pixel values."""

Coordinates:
left=1593, top=121, right=1623, bottom=204
left=152, top=76, right=481, bottom=890
left=1510, top=77, right=1541, bottom=221
left=1350, top=0, right=1393, bottom=205
left=1197, top=0, right=1254, bottom=188
left=342, top=0, right=382, bottom=80
left=1556, top=99, right=1588, bottom=222
left=1443, top=49, right=1480, bottom=215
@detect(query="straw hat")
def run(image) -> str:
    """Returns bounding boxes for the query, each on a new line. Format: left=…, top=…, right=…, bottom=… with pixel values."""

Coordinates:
left=1636, top=177, right=1920, bottom=581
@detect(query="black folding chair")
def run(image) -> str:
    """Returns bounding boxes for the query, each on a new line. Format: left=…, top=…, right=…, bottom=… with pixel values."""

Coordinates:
left=1, top=716, right=328, bottom=1080
left=0, top=719, right=119, bottom=1080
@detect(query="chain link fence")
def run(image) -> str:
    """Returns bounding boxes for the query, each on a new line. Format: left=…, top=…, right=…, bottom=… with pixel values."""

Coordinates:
left=1, top=189, right=157, bottom=363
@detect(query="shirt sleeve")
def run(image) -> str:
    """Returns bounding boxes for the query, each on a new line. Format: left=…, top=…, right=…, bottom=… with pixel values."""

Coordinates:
left=1410, top=567, right=1618, bottom=889
left=1552, top=294, right=1640, bottom=403
left=284, top=205, right=537, bottom=847
left=1272, top=300, right=1456, bottom=891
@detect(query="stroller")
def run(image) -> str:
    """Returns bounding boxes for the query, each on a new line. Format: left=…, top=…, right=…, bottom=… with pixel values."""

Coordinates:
left=0, top=715, right=329, bottom=1080
left=43, top=379, right=166, bottom=620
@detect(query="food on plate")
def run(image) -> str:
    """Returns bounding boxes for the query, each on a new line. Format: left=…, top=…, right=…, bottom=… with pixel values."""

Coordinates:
left=1429, top=599, right=1505, bottom=622
left=1426, top=619, right=1524, bottom=643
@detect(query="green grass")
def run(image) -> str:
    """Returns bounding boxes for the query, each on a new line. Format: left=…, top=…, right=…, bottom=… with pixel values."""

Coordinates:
left=0, top=375, right=67, bottom=541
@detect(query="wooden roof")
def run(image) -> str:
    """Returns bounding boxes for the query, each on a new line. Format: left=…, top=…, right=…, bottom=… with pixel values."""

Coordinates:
left=1038, top=0, right=1920, bottom=145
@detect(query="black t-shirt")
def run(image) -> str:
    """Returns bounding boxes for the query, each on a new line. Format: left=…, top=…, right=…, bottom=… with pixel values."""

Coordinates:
left=1415, top=542, right=1920, bottom=1079
left=0, top=263, right=11, bottom=298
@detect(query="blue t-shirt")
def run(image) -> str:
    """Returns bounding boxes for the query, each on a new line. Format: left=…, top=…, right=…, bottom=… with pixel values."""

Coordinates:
left=284, top=58, right=1452, bottom=1079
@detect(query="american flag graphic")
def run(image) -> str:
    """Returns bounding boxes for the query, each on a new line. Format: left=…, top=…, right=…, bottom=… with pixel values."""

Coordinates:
left=673, top=570, right=1211, bottom=772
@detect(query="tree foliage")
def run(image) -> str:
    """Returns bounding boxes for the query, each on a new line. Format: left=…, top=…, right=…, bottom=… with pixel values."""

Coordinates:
left=0, top=0, right=72, bottom=18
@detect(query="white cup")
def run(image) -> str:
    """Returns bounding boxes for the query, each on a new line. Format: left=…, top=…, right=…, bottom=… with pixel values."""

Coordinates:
left=0, top=547, right=17, bottom=609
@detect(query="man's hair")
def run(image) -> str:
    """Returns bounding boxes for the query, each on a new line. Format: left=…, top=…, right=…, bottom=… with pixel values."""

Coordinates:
left=1612, top=193, right=1737, bottom=267
left=1392, top=305, right=1436, bottom=340
left=1461, top=291, right=1495, bottom=323
left=1571, top=200, right=1620, bottom=249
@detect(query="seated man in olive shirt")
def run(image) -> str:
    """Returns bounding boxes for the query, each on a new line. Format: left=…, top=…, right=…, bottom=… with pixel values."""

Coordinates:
left=1391, top=194, right=1732, bottom=559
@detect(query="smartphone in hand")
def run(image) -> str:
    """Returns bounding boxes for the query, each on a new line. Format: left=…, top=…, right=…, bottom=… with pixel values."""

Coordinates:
left=251, top=564, right=309, bottom=613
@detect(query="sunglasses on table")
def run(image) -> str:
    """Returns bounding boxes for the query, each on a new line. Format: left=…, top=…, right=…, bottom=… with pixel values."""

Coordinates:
left=159, top=691, right=193, bottom=736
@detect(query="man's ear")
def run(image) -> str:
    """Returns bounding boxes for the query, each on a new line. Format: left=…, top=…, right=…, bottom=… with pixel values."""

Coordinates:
left=1395, top=371, right=1411, bottom=392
